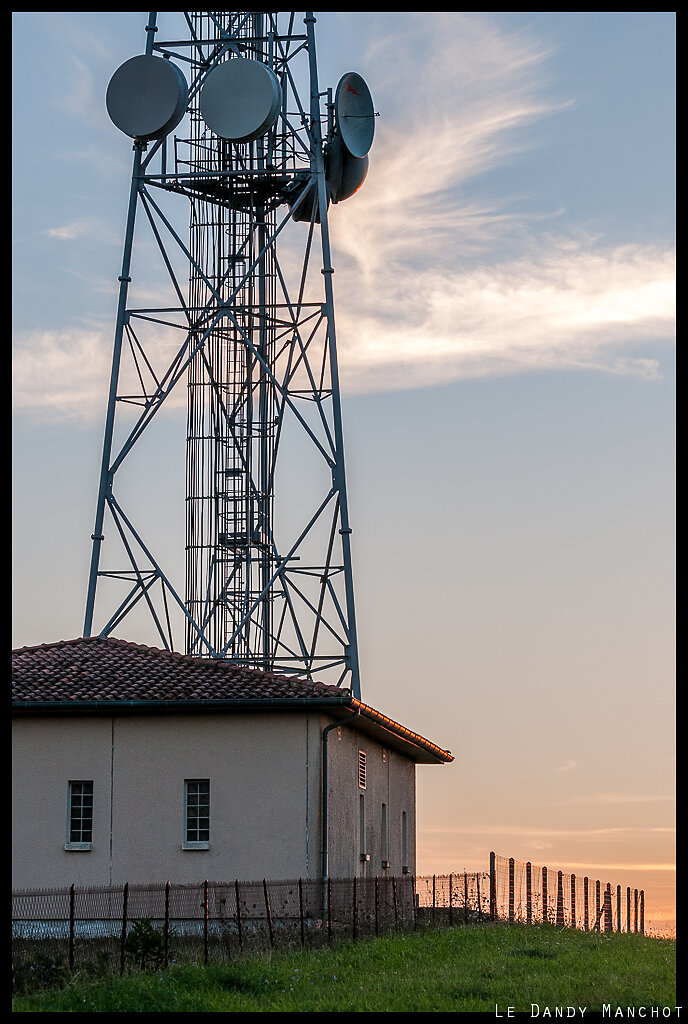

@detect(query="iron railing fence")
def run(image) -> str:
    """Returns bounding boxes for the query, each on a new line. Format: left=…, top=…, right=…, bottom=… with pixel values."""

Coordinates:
left=12, top=875, right=421, bottom=982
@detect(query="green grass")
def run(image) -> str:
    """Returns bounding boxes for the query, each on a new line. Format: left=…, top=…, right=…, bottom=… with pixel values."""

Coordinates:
left=12, top=923, right=676, bottom=1013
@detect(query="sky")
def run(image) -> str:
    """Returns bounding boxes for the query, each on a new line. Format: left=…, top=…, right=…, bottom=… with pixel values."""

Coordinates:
left=12, top=12, right=675, bottom=935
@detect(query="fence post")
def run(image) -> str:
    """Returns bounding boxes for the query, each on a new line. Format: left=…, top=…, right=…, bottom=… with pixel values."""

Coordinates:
left=584, top=877, right=589, bottom=931
left=432, top=874, right=436, bottom=926
left=508, top=858, right=515, bottom=923
left=69, top=883, right=76, bottom=973
left=489, top=852, right=496, bottom=922
left=235, top=880, right=243, bottom=950
left=634, top=889, right=639, bottom=933
left=120, top=882, right=128, bottom=975
left=412, top=875, right=418, bottom=931
left=464, top=871, right=469, bottom=923
left=392, top=875, right=399, bottom=928
left=526, top=862, right=532, bottom=924
left=616, top=885, right=622, bottom=933
left=203, top=880, right=209, bottom=964
left=556, top=871, right=564, bottom=927
left=604, top=884, right=612, bottom=933
left=327, top=877, right=332, bottom=942
left=353, top=876, right=358, bottom=940
left=595, top=880, right=601, bottom=929
left=597, top=884, right=610, bottom=933
left=640, top=891, right=645, bottom=935
left=570, top=874, right=576, bottom=929
left=627, top=886, right=631, bottom=933
left=542, top=867, right=548, bottom=924
left=263, top=879, right=274, bottom=947
left=476, top=871, right=483, bottom=923
left=163, top=881, right=170, bottom=967
left=299, top=878, right=305, bottom=947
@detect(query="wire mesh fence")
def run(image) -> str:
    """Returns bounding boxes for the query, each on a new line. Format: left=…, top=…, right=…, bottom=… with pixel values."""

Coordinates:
left=490, top=853, right=645, bottom=934
left=11, top=856, right=648, bottom=991
left=414, top=870, right=491, bottom=925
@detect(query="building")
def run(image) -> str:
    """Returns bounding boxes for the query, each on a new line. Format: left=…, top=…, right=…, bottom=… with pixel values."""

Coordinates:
left=12, top=637, right=453, bottom=889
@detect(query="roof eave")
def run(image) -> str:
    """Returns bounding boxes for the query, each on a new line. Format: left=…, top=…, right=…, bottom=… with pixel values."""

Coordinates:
left=12, top=695, right=453, bottom=765
left=350, top=699, right=454, bottom=764
left=11, top=696, right=354, bottom=714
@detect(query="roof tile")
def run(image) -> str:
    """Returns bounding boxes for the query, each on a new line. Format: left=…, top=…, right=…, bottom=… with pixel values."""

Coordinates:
left=12, top=636, right=348, bottom=704
left=11, top=637, right=453, bottom=764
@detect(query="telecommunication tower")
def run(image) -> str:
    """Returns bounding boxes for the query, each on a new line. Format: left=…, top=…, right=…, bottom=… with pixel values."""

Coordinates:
left=83, top=11, right=375, bottom=697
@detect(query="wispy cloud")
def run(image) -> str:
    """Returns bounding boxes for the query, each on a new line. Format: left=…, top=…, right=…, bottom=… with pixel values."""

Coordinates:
left=424, top=824, right=675, bottom=838
left=329, top=12, right=675, bottom=393
left=61, top=56, right=106, bottom=131
left=549, top=793, right=675, bottom=807
left=12, top=13, right=676, bottom=422
left=333, top=238, right=674, bottom=393
left=335, top=13, right=564, bottom=270
left=419, top=824, right=676, bottom=879
left=45, top=218, right=103, bottom=242
left=12, top=324, right=186, bottom=425
left=560, top=862, right=675, bottom=873
left=12, top=329, right=111, bottom=424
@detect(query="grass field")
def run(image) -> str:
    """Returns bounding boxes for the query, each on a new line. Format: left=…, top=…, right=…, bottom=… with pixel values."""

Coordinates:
left=12, top=922, right=676, bottom=1013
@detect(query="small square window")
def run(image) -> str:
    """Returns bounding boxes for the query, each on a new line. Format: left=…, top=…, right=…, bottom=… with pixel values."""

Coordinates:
left=65, top=781, right=93, bottom=850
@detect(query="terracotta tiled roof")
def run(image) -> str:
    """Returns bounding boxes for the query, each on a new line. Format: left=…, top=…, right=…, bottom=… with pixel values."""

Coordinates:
left=12, top=637, right=453, bottom=764
left=11, top=636, right=348, bottom=704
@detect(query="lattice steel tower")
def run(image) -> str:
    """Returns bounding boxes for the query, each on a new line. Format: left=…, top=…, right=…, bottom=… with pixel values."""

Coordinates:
left=84, top=11, right=375, bottom=696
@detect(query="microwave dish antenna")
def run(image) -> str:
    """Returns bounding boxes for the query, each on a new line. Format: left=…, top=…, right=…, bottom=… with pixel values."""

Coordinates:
left=334, top=71, right=375, bottom=158
left=106, top=54, right=188, bottom=141
left=199, top=57, right=282, bottom=142
left=326, top=133, right=369, bottom=204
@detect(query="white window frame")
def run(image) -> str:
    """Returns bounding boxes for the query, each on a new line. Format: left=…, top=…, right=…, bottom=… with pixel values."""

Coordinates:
left=65, top=780, right=93, bottom=851
left=182, top=779, right=210, bottom=850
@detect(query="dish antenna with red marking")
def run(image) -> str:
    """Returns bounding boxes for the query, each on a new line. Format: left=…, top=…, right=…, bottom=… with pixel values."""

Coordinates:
left=334, top=72, right=375, bottom=158
left=291, top=70, right=374, bottom=222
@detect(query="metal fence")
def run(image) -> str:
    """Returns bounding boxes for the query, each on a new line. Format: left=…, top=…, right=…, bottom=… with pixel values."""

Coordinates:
left=11, top=857, right=647, bottom=990
left=490, top=853, right=645, bottom=934
left=414, top=870, right=491, bottom=923
left=12, top=875, right=422, bottom=984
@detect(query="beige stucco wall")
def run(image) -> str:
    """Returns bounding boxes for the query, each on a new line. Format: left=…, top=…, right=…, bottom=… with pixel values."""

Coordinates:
left=12, top=712, right=322, bottom=889
left=324, top=721, right=416, bottom=880
left=13, top=716, right=115, bottom=889
left=12, top=710, right=417, bottom=890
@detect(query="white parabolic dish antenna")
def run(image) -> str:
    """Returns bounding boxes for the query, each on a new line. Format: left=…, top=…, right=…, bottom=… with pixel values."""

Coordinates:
left=106, top=55, right=188, bottom=141
left=200, top=58, right=282, bottom=143
left=335, top=72, right=375, bottom=159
